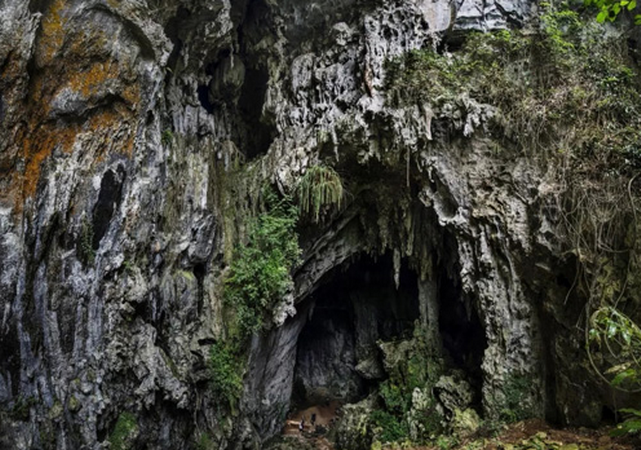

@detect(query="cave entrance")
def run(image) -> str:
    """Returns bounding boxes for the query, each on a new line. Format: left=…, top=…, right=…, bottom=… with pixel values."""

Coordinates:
left=437, top=268, right=487, bottom=405
left=292, top=253, right=420, bottom=413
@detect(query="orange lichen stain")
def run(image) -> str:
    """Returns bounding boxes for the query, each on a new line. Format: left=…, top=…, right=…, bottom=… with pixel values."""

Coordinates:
left=88, top=107, right=137, bottom=159
left=121, top=84, right=141, bottom=108
left=38, top=0, right=68, bottom=66
left=67, top=62, right=120, bottom=98
left=13, top=15, right=142, bottom=210
left=21, top=125, right=78, bottom=199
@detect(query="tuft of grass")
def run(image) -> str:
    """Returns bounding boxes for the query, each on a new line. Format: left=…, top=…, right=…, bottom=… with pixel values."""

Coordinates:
left=295, top=165, right=343, bottom=223
left=161, top=129, right=174, bottom=147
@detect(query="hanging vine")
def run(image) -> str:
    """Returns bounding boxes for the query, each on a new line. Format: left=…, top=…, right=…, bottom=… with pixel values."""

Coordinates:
left=295, top=165, right=344, bottom=223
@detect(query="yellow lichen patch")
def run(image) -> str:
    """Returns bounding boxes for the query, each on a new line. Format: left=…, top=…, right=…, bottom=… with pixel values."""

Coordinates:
left=68, top=28, right=110, bottom=57
left=37, top=0, right=68, bottom=66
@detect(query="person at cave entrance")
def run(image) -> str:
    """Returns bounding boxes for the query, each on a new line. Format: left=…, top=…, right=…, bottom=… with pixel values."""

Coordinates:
left=311, top=413, right=316, bottom=428
left=299, top=417, right=305, bottom=433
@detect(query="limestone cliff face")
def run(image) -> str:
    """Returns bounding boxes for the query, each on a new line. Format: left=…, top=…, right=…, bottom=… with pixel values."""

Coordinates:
left=0, top=0, right=624, bottom=449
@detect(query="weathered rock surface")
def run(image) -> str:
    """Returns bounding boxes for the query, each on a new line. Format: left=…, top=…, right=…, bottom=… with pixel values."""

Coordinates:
left=0, top=0, right=620, bottom=448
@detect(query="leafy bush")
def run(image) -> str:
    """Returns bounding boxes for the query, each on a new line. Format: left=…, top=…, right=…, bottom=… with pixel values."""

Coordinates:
left=498, top=375, right=534, bottom=423
left=584, top=0, right=641, bottom=24
left=588, top=306, right=641, bottom=390
left=371, top=410, right=409, bottom=443
left=223, top=188, right=300, bottom=337
left=611, top=408, right=641, bottom=436
left=587, top=306, right=641, bottom=436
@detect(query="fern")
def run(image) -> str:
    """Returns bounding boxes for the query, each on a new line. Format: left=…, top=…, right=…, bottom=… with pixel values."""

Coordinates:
left=296, top=165, right=343, bottom=222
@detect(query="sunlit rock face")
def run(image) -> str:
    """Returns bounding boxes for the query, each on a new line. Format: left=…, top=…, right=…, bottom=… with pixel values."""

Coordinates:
left=0, top=0, right=615, bottom=449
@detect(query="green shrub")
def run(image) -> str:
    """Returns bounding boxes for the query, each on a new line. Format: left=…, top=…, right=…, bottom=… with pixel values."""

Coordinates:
left=223, top=188, right=300, bottom=338
left=498, top=374, right=534, bottom=423
left=584, top=0, right=641, bottom=24
left=210, top=188, right=300, bottom=412
left=371, top=410, right=409, bottom=443
left=209, top=341, right=243, bottom=413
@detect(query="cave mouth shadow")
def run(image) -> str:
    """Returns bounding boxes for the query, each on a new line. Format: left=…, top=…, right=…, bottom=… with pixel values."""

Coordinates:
left=291, top=252, right=420, bottom=410
left=437, top=267, right=487, bottom=408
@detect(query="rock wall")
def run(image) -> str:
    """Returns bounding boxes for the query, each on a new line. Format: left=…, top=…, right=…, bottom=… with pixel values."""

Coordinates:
left=0, top=0, right=623, bottom=449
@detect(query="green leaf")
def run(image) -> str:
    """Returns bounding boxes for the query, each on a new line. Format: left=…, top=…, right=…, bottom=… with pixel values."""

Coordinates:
left=611, top=368, right=635, bottom=386
left=629, top=0, right=637, bottom=10
left=620, top=408, right=641, bottom=417
left=597, top=10, right=608, bottom=22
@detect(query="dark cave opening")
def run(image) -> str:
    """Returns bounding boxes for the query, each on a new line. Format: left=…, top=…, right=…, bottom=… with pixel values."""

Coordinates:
left=197, top=85, right=215, bottom=114
left=92, top=166, right=125, bottom=250
left=292, top=253, right=420, bottom=409
left=438, top=269, right=487, bottom=404
left=238, top=66, right=275, bottom=159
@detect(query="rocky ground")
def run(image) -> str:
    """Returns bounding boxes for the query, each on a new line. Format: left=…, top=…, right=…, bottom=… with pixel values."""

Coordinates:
left=273, top=419, right=639, bottom=450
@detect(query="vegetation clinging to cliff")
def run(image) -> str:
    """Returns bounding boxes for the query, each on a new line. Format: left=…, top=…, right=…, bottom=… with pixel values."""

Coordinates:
left=223, top=187, right=300, bottom=338
left=295, top=165, right=344, bottom=223
left=210, top=187, right=301, bottom=410
left=209, top=341, right=243, bottom=414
